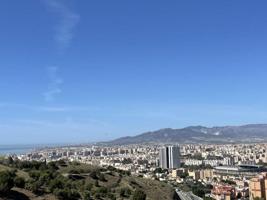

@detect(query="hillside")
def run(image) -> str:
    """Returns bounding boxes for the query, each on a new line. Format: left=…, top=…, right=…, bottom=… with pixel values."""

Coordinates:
left=109, top=124, right=267, bottom=145
left=0, top=159, right=178, bottom=200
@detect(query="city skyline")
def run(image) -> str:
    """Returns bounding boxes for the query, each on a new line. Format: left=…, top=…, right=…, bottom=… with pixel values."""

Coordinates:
left=1, top=0, right=267, bottom=144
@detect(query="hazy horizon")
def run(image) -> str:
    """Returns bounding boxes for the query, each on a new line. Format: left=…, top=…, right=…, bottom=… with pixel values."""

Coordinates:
left=1, top=0, right=267, bottom=144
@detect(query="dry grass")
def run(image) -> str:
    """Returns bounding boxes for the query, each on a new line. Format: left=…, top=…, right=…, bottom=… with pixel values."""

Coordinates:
left=12, top=188, right=57, bottom=200
left=0, top=164, right=10, bottom=171
left=124, top=176, right=175, bottom=200
left=0, top=164, right=29, bottom=180
left=59, top=163, right=98, bottom=174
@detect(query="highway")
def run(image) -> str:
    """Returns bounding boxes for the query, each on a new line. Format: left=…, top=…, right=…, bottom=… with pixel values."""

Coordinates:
left=176, top=189, right=203, bottom=200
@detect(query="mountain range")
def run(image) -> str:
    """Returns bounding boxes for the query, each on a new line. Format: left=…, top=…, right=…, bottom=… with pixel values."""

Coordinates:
left=109, top=124, right=267, bottom=145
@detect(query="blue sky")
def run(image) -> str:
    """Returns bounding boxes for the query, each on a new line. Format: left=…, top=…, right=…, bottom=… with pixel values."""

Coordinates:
left=1, top=0, right=267, bottom=144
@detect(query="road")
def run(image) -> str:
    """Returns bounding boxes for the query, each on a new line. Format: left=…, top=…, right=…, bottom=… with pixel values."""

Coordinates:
left=176, top=189, right=203, bottom=200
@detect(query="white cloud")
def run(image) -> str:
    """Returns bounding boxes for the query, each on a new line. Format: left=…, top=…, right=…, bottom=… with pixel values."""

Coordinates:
left=43, top=66, right=63, bottom=102
left=44, top=0, right=80, bottom=51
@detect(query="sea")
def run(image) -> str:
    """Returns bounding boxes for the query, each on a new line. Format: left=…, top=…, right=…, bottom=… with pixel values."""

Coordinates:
left=0, top=145, right=30, bottom=155
left=0, top=144, right=61, bottom=155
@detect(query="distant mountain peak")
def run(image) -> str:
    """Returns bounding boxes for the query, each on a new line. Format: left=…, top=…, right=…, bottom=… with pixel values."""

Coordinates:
left=108, top=124, right=267, bottom=145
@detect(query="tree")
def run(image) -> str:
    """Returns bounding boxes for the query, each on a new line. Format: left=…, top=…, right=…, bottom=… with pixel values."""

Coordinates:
left=94, top=180, right=99, bottom=187
left=83, top=191, right=92, bottom=200
left=68, top=190, right=81, bottom=200
left=94, top=193, right=101, bottom=199
left=54, top=189, right=69, bottom=200
left=57, top=159, right=67, bottom=166
left=99, top=173, right=106, bottom=182
left=7, top=156, right=14, bottom=166
left=84, top=183, right=93, bottom=191
left=107, top=166, right=116, bottom=172
left=95, top=186, right=108, bottom=195
left=120, top=187, right=132, bottom=197
left=0, top=171, right=15, bottom=194
left=178, top=172, right=188, bottom=179
left=154, top=168, right=163, bottom=174
left=29, top=170, right=41, bottom=181
left=192, top=187, right=205, bottom=198
left=90, top=171, right=98, bottom=179
left=25, top=180, right=41, bottom=194
left=48, top=177, right=65, bottom=192
left=132, top=190, right=146, bottom=200
left=54, top=188, right=81, bottom=200
left=14, top=176, right=25, bottom=188
left=47, top=162, right=59, bottom=171
left=107, top=193, right=116, bottom=200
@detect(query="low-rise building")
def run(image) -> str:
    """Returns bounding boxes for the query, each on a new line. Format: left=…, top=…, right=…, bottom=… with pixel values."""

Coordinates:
left=211, top=185, right=235, bottom=200
left=249, top=173, right=267, bottom=200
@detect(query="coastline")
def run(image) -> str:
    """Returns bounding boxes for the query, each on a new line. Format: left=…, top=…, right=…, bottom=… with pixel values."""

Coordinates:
left=0, top=144, right=37, bottom=155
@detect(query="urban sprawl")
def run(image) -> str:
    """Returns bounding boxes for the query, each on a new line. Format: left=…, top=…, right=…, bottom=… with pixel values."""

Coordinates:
left=8, top=143, right=267, bottom=200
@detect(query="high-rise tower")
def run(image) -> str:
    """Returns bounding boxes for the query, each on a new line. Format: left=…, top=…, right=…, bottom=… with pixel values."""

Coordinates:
left=159, top=145, right=180, bottom=169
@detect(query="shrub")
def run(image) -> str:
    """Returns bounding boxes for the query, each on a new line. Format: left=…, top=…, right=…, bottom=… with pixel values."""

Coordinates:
left=89, top=171, right=98, bottom=179
left=94, top=193, right=101, bottom=199
left=47, top=162, right=59, bottom=171
left=14, top=176, right=25, bottom=188
left=96, top=186, right=108, bottom=194
left=132, top=190, right=146, bottom=200
left=83, top=190, right=92, bottom=200
left=25, top=180, right=41, bottom=194
left=85, top=182, right=93, bottom=191
left=69, top=169, right=81, bottom=174
left=48, top=177, right=65, bottom=192
left=29, top=170, right=41, bottom=181
left=98, top=173, right=106, bottom=182
left=120, top=187, right=132, bottom=197
left=0, top=171, right=15, bottom=193
left=54, top=188, right=81, bottom=200
left=107, top=193, right=116, bottom=200
left=94, top=180, right=99, bottom=187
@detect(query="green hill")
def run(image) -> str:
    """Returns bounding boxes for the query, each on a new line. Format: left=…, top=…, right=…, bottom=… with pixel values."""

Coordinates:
left=0, top=158, right=178, bottom=200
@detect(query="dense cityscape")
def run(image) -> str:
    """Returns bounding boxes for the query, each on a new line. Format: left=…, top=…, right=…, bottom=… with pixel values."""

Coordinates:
left=3, top=142, right=267, bottom=200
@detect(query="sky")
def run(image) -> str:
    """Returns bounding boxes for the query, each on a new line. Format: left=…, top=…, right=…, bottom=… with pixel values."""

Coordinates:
left=1, top=0, right=267, bottom=144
